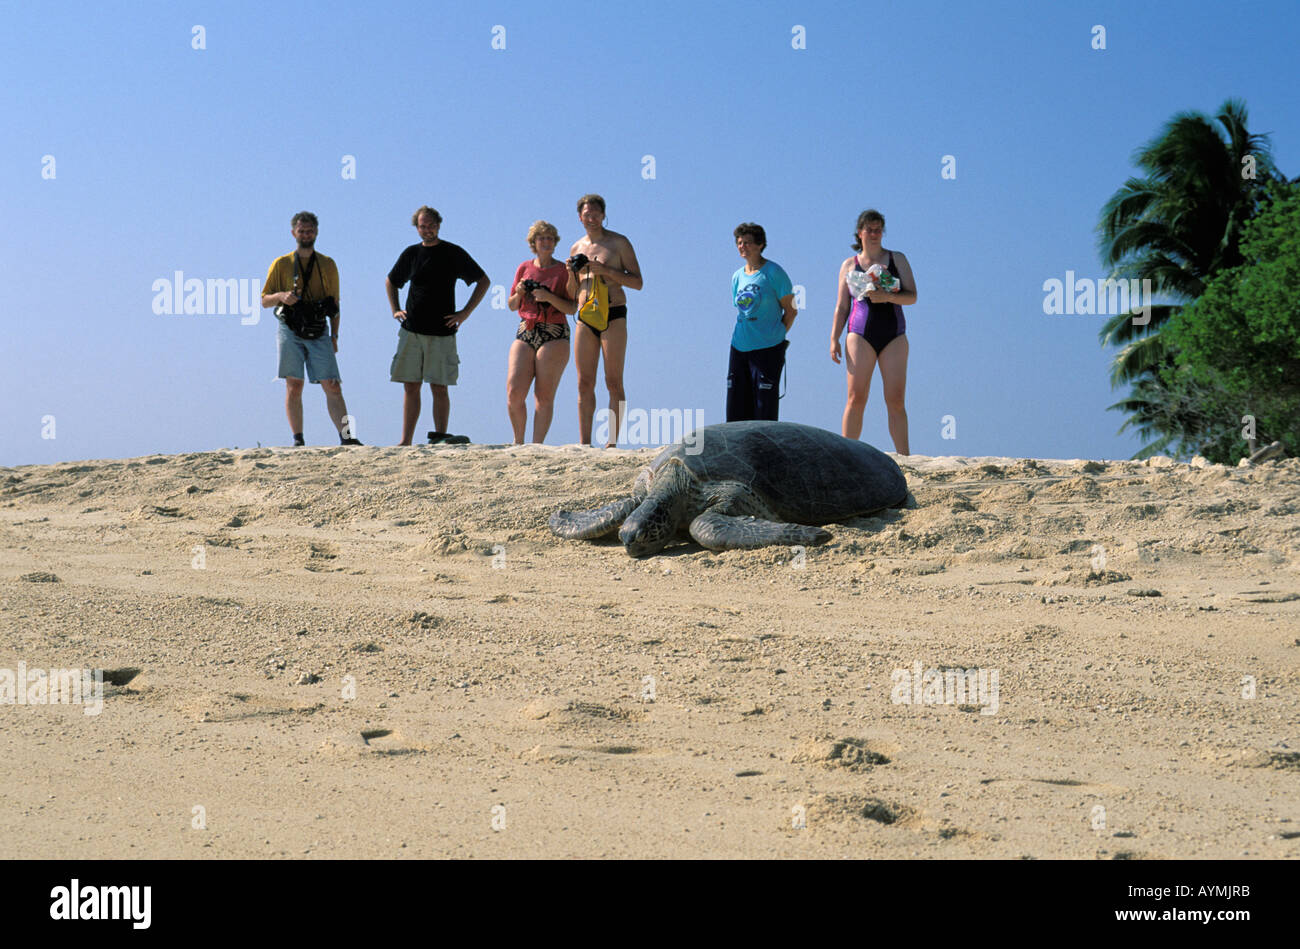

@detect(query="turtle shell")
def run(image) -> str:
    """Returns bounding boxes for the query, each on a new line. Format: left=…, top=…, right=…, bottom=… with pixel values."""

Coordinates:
left=656, top=421, right=907, bottom=524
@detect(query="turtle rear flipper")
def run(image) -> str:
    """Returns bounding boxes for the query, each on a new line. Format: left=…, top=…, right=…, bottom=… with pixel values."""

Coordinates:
left=549, top=496, right=641, bottom=540
left=688, top=510, right=832, bottom=551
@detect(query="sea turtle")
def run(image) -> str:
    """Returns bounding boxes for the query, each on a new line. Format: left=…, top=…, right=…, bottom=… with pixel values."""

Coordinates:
left=549, top=420, right=909, bottom=557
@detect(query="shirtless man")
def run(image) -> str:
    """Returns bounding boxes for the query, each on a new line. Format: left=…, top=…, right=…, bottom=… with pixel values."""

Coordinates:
left=566, top=194, right=643, bottom=446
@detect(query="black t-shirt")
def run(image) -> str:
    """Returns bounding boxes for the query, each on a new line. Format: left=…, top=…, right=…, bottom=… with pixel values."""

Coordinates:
left=387, top=241, right=486, bottom=336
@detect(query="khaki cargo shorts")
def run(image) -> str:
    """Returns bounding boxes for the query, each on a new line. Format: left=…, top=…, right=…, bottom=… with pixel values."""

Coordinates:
left=390, top=326, right=459, bottom=385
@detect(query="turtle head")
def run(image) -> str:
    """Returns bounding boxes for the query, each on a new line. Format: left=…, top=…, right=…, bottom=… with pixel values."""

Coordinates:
left=618, top=458, right=691, bottom=557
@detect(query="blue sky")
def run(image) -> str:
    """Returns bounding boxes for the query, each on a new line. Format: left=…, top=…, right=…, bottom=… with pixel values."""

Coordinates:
left=3, top=0, right=1296, bottom=466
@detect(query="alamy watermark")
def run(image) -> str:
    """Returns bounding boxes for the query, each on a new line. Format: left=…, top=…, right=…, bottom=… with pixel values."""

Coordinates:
left=596, top=401, right=704, bottom=453
left=50, top=879, right=150, bottom=929
left=1042, top=272, right=1152, bottom=325
left=890, top=661, right=999, bottom=716
left=152, top=272, right=261, bottom=324
left=1, top=663, right=104, bottom=716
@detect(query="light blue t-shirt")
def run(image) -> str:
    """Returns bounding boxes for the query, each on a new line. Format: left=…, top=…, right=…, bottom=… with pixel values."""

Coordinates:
left=731, top=260, right=793, bottom=352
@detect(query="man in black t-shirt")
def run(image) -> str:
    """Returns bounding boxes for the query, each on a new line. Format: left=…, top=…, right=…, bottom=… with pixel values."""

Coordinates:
left=385, top=206, right=490, bottom=445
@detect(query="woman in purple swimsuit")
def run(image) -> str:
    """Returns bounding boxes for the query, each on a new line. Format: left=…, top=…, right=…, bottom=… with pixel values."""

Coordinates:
left=829, top=209, right=917, bottom=454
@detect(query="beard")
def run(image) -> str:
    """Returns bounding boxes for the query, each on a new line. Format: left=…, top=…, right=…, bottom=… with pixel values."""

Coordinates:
left=297, top=239, right=315, bottom=249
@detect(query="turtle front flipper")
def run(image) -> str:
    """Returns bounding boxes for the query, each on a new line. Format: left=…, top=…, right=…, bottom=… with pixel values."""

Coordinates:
left=549, top=496, right=641, bottom=540
left=688, top=509, right=832, bottom=551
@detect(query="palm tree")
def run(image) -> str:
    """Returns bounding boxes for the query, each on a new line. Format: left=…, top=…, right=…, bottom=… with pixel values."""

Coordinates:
left=1108, top=372, right=1237, bottom=460
left=1096, top=99, right=1282, bottom=456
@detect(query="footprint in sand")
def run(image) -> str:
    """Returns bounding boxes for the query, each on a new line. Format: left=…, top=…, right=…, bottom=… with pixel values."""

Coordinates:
left=1227, top=749, right=1300, bottom=771
left=190, top=690, right=322, bottom=723
left=794, top=793, right=983, bottom=841
left=791, top=737, right=896, bottom=771
left=561, top=700, right=645, bottom=723
left=102, top=667, right=143, bottom=689
left=361, top=728, right=427, bottom=755
left=522, top=743, right=665, bottom=763
left=798, top=793, right=919, bottom=827
left=979, top=776, right=1126, bottom=793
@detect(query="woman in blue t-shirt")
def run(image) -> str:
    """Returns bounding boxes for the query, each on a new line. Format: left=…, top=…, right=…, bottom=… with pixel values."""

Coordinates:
left=727, top=223, right=797, bottom=421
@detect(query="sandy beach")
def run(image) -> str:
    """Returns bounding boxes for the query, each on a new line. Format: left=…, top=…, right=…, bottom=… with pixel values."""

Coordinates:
left=1, top=443, right=1297, bottom=858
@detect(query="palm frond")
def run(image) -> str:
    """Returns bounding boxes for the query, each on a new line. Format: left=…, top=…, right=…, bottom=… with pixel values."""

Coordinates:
left=1098, top=304, right=1179, bottom=348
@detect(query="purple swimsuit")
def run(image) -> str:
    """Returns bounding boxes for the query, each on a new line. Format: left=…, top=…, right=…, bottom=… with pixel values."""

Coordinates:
left=848, top=252, right=905, bottom=356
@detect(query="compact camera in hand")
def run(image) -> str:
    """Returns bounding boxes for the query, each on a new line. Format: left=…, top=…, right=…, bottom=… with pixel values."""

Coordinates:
left=567, top=253, right=589, bottom=273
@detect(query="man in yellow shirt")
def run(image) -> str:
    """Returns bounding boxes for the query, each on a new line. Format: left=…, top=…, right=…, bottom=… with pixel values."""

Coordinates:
left=260, top=211, right=362, bottom=446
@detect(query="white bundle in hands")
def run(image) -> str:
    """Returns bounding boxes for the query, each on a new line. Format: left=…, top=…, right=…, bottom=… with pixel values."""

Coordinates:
left=844, top=269, right=872, bottom=300
left=846, top=265, right=899, bottom=301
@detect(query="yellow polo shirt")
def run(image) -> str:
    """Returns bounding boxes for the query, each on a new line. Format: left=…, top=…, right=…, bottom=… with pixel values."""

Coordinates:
left=262, top=251, right=340, bottom=303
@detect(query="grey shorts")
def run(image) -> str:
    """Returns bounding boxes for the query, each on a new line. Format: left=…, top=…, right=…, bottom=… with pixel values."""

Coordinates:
left=277, top=320, right=340, bottom=383
left=390, top=326, right=459, bottom=385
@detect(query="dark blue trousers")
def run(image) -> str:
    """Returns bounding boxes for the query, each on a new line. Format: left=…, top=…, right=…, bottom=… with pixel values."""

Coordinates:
left=726, top=341, right=786, bottom=422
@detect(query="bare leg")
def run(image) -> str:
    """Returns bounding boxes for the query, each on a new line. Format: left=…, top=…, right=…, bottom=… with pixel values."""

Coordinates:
left=877, top=335, right=909, bottom=455
left=320, top=379, right=348, bottom=435
left=531, top=338, right=570, bottom=443
left=573, top=322, right=601, bottom=445
left=285, top=378, right=305, bottom=436
left=400, top=381, right=421, bottom=445
left=430, top=383, right=450, bottom=434
left=600, top=318, right=628, bottom=447
left=841, top=334, right=877, bottom=440
left=505, top=339, right=535, bottom=444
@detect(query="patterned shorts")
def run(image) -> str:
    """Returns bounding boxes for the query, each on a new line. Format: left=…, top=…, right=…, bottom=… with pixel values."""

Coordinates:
left=516, top=320, right=569, bottom=352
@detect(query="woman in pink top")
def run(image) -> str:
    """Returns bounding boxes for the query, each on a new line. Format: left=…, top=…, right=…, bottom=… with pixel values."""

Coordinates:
left=507, top=220, right=577, bottom=443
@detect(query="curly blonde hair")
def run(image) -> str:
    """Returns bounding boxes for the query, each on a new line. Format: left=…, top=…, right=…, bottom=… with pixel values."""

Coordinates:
left=527, top=220, right=560, bottom=252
